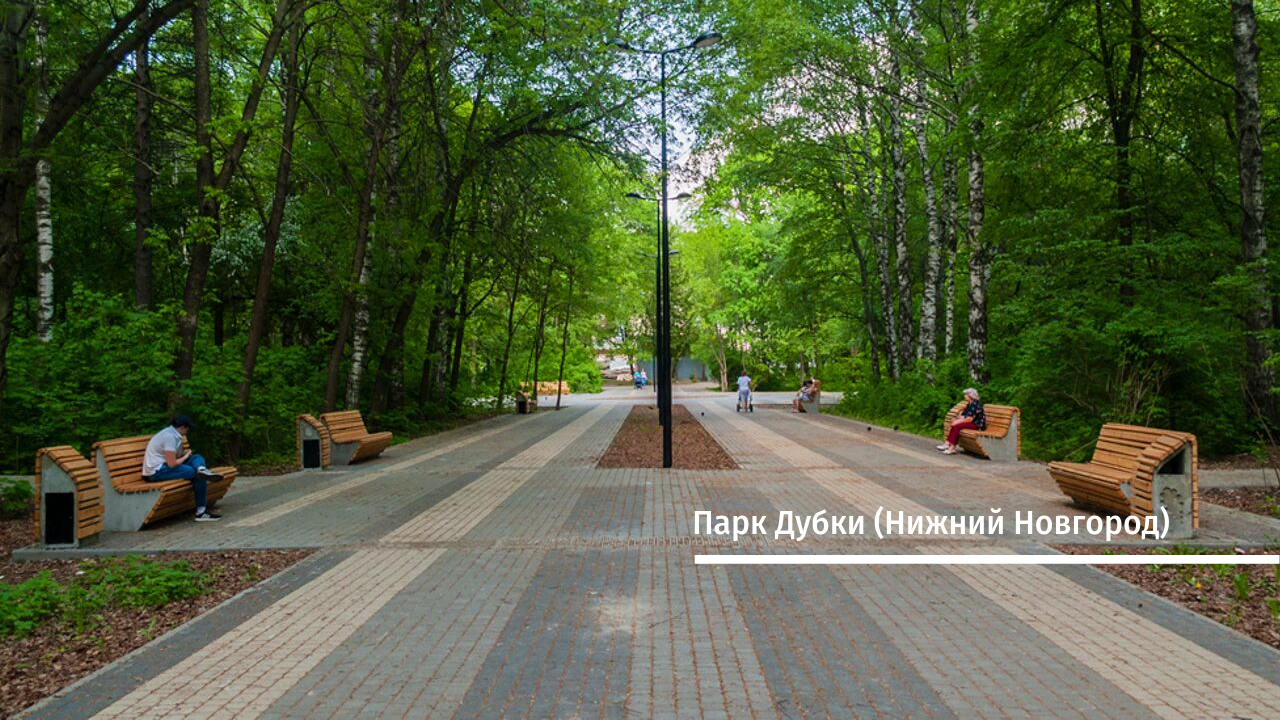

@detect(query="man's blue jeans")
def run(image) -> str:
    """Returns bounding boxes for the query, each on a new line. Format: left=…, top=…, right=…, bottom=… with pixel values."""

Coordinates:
left=145, top=454, right=208, bottom=509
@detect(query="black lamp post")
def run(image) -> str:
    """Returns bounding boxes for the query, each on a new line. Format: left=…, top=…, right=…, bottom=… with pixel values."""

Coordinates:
left=611, top=31, right=721, bottom=468
left=627, top=192, right=689, bottom=414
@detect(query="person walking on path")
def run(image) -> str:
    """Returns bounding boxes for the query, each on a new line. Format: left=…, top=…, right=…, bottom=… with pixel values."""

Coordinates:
left=142, top=415, right=225, bottom=521
left=939, top=388, right=986, bottom=455
left=736, top=369, right=753, bottom=412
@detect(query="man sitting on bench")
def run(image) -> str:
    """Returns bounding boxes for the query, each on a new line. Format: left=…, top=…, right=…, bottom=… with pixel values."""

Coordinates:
left=142, top=415, right=225, bottom=522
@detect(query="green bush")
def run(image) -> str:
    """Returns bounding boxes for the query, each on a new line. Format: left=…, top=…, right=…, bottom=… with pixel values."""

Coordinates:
left=0, top=477, right=33, bottom=518
left=0, top=572, right=63, bottom=637
left=0, top=556, right=208, bottom=638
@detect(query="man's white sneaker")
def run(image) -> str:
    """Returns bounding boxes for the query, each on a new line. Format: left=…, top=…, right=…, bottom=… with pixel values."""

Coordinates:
left=197, top=467, right=223, bottom=482
left=194, top=511, right=222, bottom=522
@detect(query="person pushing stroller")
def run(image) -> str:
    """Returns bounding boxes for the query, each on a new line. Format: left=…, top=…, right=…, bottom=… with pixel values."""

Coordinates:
left=736, top=369, right=754, bottom=412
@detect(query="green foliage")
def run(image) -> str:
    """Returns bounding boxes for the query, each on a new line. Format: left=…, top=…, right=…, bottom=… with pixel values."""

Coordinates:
left=0, top=557, right=207, bottom=638
left=0, top=477, right=33, bottom=518
left=0, top=573, right=62, bottom=638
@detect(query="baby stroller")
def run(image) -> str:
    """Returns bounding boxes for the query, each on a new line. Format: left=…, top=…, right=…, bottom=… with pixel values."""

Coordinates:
left=736, top=388, right=754, bottom=413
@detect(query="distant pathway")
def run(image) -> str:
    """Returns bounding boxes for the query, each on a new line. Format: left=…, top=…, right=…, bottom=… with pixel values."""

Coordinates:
left=20, top=393, right=1280, bottom=720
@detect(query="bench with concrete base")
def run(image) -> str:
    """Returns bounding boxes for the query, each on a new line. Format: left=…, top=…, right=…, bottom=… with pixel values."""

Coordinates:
left=297, top=414, right=332, bottom=470
left=319, top=410, right=392, bottom=465
left=34, top=446, right=104, bottom=547
left=94, top=436, right=237, bottom=530
left=1048, top=424, right=1198, bottom=538
left=943, top=403, right=1020, bottom=462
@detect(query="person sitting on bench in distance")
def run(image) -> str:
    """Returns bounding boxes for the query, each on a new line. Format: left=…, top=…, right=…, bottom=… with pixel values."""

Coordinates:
left=791, top=378, right=815, bottom=413
left=142, top=414, right=224, bottom=521
left=939, top=388, right=986, bottom=455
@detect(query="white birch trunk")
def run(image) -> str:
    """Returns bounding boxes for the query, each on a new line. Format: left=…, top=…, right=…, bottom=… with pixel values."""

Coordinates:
left=34, top=3, right=53, bottom=341
left=345, top=241, right=373, bottom=409
left=943, top=132, right=959, bottom=355
left=1233, top=0, right=1275, bottom=422
left=914, top=91, right=942, bottom=362
left=890, top=54, right=913, bottom=369
left=964, top=1, right=988, bottom=383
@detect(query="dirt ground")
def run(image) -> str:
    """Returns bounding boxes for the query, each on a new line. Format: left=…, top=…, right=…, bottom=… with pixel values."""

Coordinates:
left=0, top=512, right=309, bottom=718
left=1203, top=486, right=1280, bottom=520
left=598, top=404, right=738, bottom=470
left=1054, top=544, right=1280, bottom=651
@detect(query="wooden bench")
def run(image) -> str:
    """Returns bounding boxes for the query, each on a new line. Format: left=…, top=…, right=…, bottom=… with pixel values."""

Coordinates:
left=34, top=447, right=103, bottom=546
left=943, top=402, right=1020, bottom=462
left=94, top=436, right=237, bottom=530
left=1048, top=423, right=1197, bottom=538
left=320, top=410, right=392, bottom=465
left=797, top=379, right=823, bottom=414
left=297, top=414, right=332, bottom=470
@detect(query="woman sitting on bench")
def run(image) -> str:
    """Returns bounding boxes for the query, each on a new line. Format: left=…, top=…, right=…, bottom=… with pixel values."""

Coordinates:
left=791, top=378, right=816, bottom=413
left=939, top=388, right=986, bottom=455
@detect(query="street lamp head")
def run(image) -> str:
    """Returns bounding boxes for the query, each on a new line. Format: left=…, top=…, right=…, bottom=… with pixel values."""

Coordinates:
left=625, top=192, right=646, bottom=200
left=692, top=31, right=722, bottom=49
left=607, top=38, right=634, bottom=52
left=669, top=250, right=680, bottom=256
left=674, top=192, right=692, bottom=200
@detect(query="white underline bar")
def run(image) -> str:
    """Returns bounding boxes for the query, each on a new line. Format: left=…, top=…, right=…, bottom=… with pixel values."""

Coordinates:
left=694, top=554, right=1280, bottom=565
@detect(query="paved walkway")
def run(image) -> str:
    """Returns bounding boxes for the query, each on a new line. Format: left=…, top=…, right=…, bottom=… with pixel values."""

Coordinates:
left=19, top=390, right=1280, bottom=719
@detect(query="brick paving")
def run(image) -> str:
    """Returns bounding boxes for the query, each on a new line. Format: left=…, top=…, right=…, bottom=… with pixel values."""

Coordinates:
left=17, top=391, right=1280, bottom=720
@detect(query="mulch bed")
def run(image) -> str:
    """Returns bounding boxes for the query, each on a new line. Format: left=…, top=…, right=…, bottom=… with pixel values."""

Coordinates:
left=1203, top=487, right=1280, bottom=520
left=598, top=404, right=738, bottom=470
left=1202, top=445, right=1280, bottom=470
left=1054, top=544, right=1280, bottom=650
left=0, top=512, right=310, bottom=718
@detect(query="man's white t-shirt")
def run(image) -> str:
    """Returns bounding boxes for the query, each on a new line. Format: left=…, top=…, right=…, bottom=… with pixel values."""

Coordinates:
left=142, top=426, right=183, bottom=477
left=737, top=375, right=752, bottom=392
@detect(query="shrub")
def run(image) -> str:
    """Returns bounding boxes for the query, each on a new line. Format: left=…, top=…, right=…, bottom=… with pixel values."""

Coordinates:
left=0, top=477, right=33, bottom=519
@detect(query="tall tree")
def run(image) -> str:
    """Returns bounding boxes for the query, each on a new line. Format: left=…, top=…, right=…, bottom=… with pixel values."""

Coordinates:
left=33, top=0, right=51, bottom=341
left=0, top=0, right=193, bottom=397
left=1232, top=0, right=1275, bottom=424
left=132, top=40, right=154, bottom=309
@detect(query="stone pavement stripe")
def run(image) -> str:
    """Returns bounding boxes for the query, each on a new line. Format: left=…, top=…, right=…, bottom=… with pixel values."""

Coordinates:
left=942, top=545, right=1280, bottom=719
left=784, top=412, right=1065, bottom=501
left=228, top=420, right=525, bottom=527
left=835, top=563, right=1161, bottom=720
left=260, top=547, right=544, bottom=719
left=86, top=548, right=443, bottom=720
left=1050, top=563, right=1280, bottom=686
left=699, top=402, right=976, bottom=539
left=725, top=559, right=959, bottom=720
left=451, top=548, right=637, bottom=720
left=381, top=405, right=611, bottom=543
left=19, top=551, right=348, bottom=720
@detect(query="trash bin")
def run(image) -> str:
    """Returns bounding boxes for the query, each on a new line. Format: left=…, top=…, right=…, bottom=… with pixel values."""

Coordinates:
left=297, top=414, right=331, bottom=470
left=35, top=447, right=102, bottom=547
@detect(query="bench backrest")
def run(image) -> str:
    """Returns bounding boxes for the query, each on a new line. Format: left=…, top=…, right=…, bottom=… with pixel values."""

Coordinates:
left=93, top=435, right=163, bottom=490
left=1089, top=423, right=1196, bottom=477
left=321, top=410, right=371, bottom=441
left=944, top=402, right=1019, bottom=437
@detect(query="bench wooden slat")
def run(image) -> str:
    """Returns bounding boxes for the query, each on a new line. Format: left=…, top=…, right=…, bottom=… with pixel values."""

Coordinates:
left=319, top=410, right=392, bottom=465
left=1049, top=423, right=1197, bottom=533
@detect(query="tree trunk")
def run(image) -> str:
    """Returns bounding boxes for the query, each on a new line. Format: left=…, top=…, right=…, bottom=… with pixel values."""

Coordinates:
left=324, top=17, right=386, bottom=411
left=555, top=273, right=573, bottom=409
left=714, top=325, right=728, bottom=391
left=943, top=134, right=959, bottom=355
left=889, top=55, right=913, bottom=370
left=175, top=0, right=291, bottom=385
left=448, top=251, right=474, bottom=393
left=345, top=241, right=373, bottom=409
left=965, top=1, right=988, bottom=383
left=915, top=94, right=942, bottom=363
left=494, top=271, right=521, bottom=411
left=34, top=1, right=52, bottom=341
left=133, top=41, right=154, bottom=309
left=530, top=267, right=553, bottom=403
left=231, top=17, right=303, bottom=460
left=1233, top=0, right=1276, bottom=424
left=861, top=106, right=898, bottom=379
